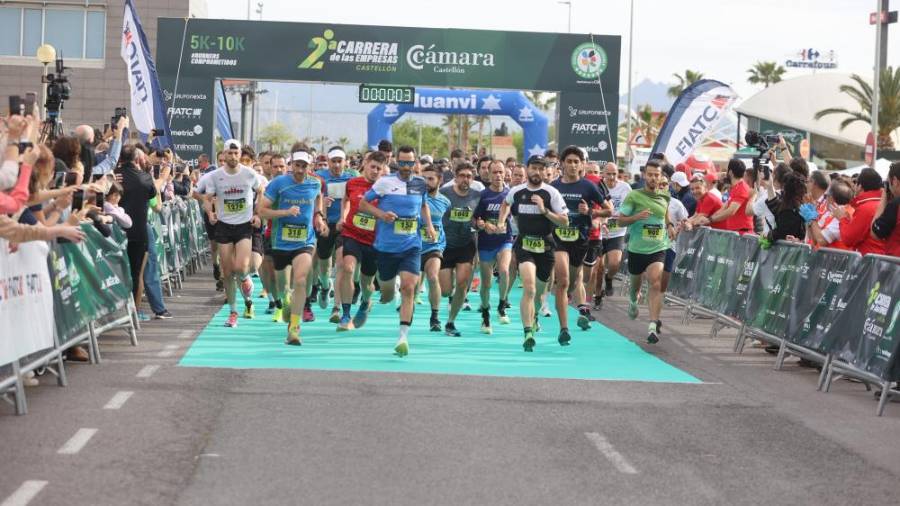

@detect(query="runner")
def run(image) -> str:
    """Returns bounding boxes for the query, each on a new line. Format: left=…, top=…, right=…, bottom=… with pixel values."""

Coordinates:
left=257, top=149, right=328, bottom=345
left=313, top=146, right=355, bottom=323
left=196, top=139, right=263, bottom=327
left=616, top=160, right=671, bottom=344
left=582, top=162, right=605, bottom=308
left=439, top=162, right=482, bottom=337
left=419, top=164, right=452, bottom=332
left=195, top=152, right=223, bottom=292
left=260, top=153, right=287, bottom=318
left=497, top=155, right=569, bottom=351
left=359, top=146, right=437, bottom=356
left=550, top=146, right=609, bottom=340
left=473, top=159, right=513, bottom=334
left=595, top=162, right=632, bottom=308
left=657, top=174, right=690, bottom=294
left=335, top=151, right=387, bottom=331
left=537, top=160, right=558, bottom=318
left=244, top=146, right=268, bottom=312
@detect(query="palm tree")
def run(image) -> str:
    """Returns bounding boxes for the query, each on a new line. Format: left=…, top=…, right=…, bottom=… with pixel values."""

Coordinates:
left=636, top=104, right=666, bottom=146
left=312, top=135, right=330, bottom=153
left=524, top=91, right=557, bottom=112
left=814, top=67, right=900, bottom=150
left=336, top=136, right=351, bottom=149
left=747, top=61, right=786, bottom=88
left=442, top=115, right=457, bottom=152
left=473, top=115, right=489, bottom=154
left=668, top=70, right=705, bottom=98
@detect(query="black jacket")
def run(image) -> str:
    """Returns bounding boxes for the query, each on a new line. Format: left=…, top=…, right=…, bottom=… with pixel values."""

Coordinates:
left=118, top=163, right=156, bottom=243
left=766, top=197, right=805, bottom=243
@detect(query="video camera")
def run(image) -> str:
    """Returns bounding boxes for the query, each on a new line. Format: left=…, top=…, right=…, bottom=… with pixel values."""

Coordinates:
left=744, top=130, right=779, bottom=179
left=43, top=57, right=71, bottom=117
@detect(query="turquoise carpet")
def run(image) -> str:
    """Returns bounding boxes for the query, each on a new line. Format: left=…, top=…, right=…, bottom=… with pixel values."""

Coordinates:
left=179, top=279, right=700, bottom=383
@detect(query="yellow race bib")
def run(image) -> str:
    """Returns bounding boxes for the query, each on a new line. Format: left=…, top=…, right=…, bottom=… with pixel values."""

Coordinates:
left=449, top=207, right=473, bottom=222
left=223, top=198, right=247, bottom=214
left=394, top=218, right=417, bottom=235
left=642, top=224, right=664, bottom=241
left=420, top=227, right=436, bottom=242
left=522, top=235, right=545, bottom=253
left=607, top=218, right=620, bottom=231
left=281, top=224, right=309, bottom=242
left=352, top=212, right=376, bottom=231
left=554, top=226, right=579, bottom=242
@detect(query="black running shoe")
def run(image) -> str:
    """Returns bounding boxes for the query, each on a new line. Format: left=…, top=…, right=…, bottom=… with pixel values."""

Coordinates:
left=430, top=318, right=442, bottom=332
left=215, top=279, right=224, bottom=292
left=592, top=295, right=603, bottom=311
left=558, top=328, right=572, bottom=346
left=647, top=320, right=661, bottom=344
left=576, top=307, right=592, bottom=330
left=444, top=322, right=461, bottom=337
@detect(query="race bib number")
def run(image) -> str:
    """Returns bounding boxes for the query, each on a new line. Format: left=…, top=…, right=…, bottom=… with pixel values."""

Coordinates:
left=281, top=224, right=309, bottom=242
left=607, top=218, right=620, bottom=231
left=522, top=235, right=545, bottom=254
left=449, top=207, right=473, bottom=222
left=223, top=198, right=247, bottom=214
left=352, top=213, right=376, bottom=231
left=420, top=227, right=436, bottom=242
left=554, top=226, right=579, bottom=242
left=394, top=218, right=417, bottom=235
left=642, top=224, right=664, bottom=242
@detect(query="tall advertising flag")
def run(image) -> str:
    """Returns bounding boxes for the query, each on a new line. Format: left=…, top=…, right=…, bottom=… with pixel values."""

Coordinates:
left=650, top=80, right=737, bottom=165
left=215, top=80, right=235, bottom=140
left=121, top=0, right=171, bottom=148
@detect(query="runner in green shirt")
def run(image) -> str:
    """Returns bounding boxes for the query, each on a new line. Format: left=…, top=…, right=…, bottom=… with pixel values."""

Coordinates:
left=616, top=160, right=672, bottom=344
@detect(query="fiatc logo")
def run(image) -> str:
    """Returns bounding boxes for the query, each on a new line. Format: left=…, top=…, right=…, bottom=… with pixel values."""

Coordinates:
left=298, top=29, right=399, bottom=72
left=571, top=42, right=607, bottom=80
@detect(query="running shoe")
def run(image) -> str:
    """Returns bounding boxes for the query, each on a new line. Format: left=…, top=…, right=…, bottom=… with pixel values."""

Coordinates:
left=352, top=300, right=370, bottom=329
left=285, top=325, right=301, bottom=346
left=480, top=307, right=492, bottom=335
left=498, top=306, right=511, bottom=325
left=576, top=307, right=591, bottom=331
left=244, top=300, right=255, bottom=319
left=540, top=303, right=552, bottom=317
left=302, top=305, right=315, bottom=323
left=337, top=314, right=353, bottom=332
left=534, top=319, right=541, bottom=333
left=225, top=311, right=238, bottom=328
left=329, top=307, right=341, bottom=324
left=259, top=289, right=268, bottom=299
left=647, top=320, right=661, bottom=344
left=429, top=318, right=442, bottom=332
left=153, top=310, right=173, bottom=320
left=628, top=297, right=639, bottom=320
left=394, top=336, right=409, bottom=357
left=558, top=328, right=572, bottom=346
left=215, top=278, right=224, bottom=292
left=462, top=298, right=472, bottom=311
left=266, top=300, right=275, bottom=314
left=137, top=311, right=151, bottom=322
left=592, top=295, right=603, bottom=311
left=272, top=307, right=283, bottom=323
left=319, top=281, right=332, bottom=310
left=523, top=331, right=536, bottom=352
left=444, top=322, right=461, bottom=337
left=240, top=277, right=254, bottom=299
left=282, top=297, right=292, bottom=323
left=415, top=294, right=424, bottom=305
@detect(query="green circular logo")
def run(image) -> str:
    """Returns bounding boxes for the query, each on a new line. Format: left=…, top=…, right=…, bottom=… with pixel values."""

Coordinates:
left=571, top=43, right=607, bottom=79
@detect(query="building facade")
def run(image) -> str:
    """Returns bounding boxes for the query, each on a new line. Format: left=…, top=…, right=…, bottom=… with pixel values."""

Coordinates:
left=0, top=0, right=206, bottom=131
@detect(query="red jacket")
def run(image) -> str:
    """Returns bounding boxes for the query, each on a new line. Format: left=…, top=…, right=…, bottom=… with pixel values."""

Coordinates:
left=840, top=189, right=886, bottom=255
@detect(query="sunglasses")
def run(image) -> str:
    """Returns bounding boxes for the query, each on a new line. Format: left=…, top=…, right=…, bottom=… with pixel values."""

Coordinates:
left=397, top=160, right=416, bottom=168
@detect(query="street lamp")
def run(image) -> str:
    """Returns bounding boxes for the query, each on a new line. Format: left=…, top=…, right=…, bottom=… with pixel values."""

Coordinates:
left=36, top=44, right=56, bottom=120
left=558, top=1, right=572, bottom=33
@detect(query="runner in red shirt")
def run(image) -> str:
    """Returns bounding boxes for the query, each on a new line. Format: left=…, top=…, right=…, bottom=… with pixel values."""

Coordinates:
left=337, top=151, right=387, bottom=330
left=709, top=159, right=754, bottom=233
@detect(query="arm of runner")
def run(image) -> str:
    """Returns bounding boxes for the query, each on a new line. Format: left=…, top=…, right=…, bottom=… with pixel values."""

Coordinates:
left=616, top=196, right=651, bottom=225
left=421, top=199, right=437, bottom=242
left=257, top=195, right=298, bottom=220
left=496, top=200, right=511, bottom=233
left=315, top=193, right=329, bottom=236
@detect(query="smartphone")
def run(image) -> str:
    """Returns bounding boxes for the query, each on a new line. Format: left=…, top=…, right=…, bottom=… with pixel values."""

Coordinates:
left=52, top=171, right=66, bottom=189
left=8, top=95, right=22, bottom=115
left=94, top=192, right=105, bottom=208
left=24, top=92, right=36, bottom=115
left=71, top=190, right=84, bottom=211
left=153, top=165, right=161, bottom=179
left=151, top=128, right=165, bottom=136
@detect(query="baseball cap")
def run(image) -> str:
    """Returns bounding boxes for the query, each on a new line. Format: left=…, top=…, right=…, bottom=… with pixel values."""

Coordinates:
left=223, top=139, right=241, bottom=151
left=671, top=172, right=690, bottom=187
left=526, top=155, right=548, bottom=167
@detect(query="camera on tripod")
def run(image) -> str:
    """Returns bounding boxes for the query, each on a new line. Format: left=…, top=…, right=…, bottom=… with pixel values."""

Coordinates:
left=744, top=130, right=780, bottom=180
left=42, top=56, right=71, bottom=117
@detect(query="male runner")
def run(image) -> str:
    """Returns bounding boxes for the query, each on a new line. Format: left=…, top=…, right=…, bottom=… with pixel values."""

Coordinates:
left=419, top=164, right=451, bottom=332
left=439, top=162, right=482, bottom=337
left=595, top=162, right=632, bottom=308
left=473, top=159, right=513, bottom=333
left=335, top=151, right=387, bottom=331
left=260, top=153, right=287, bottom=318
left=616, top=160, right=671, bottom=344
left=257, top=150, right=328, bottom=345
left=197, top=139, right=262, bottom=327
left=313, top=146, right=355, bottom=321
left=359, top=146, right=437, bottom=356
left=550, top=146, right=609, bottom=341
left=497, top=155, right=568, bottom=351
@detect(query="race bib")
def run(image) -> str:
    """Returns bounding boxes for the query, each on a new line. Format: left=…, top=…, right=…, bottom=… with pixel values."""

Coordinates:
left=223, top=198, right=247, bottom=214
left=327, top=182, right=346, bottom=199
left=281, top=223, right=309, bottom=242
left=554, top=226, right=579, bottom=242
left=394, top=217, right=417, bottom=235
left=352, top=212, right=376, bottom=231
left=522, top=235, right=545, bottom=253
left=449, top=207, right=473, bottom=222
left=607, top=218, right=620, bottom=231
left=642, top=224, right=664, bottom=242
left=420, top=227, right=436, bottom=242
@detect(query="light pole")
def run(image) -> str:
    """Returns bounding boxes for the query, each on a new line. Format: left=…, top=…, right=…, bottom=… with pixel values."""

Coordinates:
left=255, top=2, right=263, bottom=20
left=36, top=44, right=56, bottom=121
left=872, top=0, right=884, bottom=160
left=625, top=0, right=634, bottom=163
left=558, top=1, right=572, bottom=33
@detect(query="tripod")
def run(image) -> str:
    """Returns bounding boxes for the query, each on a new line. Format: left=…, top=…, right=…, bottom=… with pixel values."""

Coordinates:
left=39, top=114, right=63, bottom=144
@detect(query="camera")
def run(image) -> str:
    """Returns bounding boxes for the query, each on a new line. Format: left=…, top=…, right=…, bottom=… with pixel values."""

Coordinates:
left=745, top=130, right=779, bottom=180
left=43, top=57, right=71, bottom=117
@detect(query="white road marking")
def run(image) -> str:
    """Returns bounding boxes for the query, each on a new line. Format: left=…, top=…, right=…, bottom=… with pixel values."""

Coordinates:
left=103, top=391, right=134, bottom=410
left=157, top=344, right=180, bottom=358
left=585, top=432, right=638, bottom=474
left=57, top=428, right=98, bottom=455
left=177, top=330, right=194, bottom=340
left=1, top=480, right=48, bottom=506
left=136, top=365, right=160, bottom=378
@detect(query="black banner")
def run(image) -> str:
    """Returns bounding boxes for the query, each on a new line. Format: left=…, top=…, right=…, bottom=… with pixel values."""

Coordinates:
left=694, top=230, right=741, bottom=314
left=668, top=227, right=706, bottom=301
left=743, top=242, right=813, bottom=337
left=724, top=233, right=760, bottom=320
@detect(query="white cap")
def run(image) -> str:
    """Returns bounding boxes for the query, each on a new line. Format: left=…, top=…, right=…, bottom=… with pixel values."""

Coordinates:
left=291, top=151, right=312, bottom=164
left=671, top=171, right=690, bottom=187
left=327, top=148, right=347, bottom=160
left=223, top=139, right=241, bottom=151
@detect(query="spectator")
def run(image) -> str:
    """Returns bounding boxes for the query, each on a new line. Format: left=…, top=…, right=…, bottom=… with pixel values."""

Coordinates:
left=103, top=182, right=132, bottom=229
left=708, top=159, right=754, bottom=233
left=1, top=116, right=37, bottom=214
left=688, top=176, right=724, bottom=228
left=808, top=170, right=830, bottom=216
left=871, top=162, right=900, bottom=256
left=197, top=153, right=211, bottom=172
left=766, top=171, right=808, bottom=243
left=142, top=191, right=173, bottom=320
left=117, top=143, right=158, bottom=310
left=172, top=164, right=191, bottom=197
left=807, top=179, right=854, bottom=250
left=670, top=171, right=696, bottom=216
left=833, top=168, right=886, bottom=255
left=752, top=162, right=791, bottom=235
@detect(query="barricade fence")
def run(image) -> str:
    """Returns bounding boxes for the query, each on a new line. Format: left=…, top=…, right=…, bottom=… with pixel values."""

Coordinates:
left=0, top=198, right=209, bottom=415
left=667, top=227, right=899, bottom=416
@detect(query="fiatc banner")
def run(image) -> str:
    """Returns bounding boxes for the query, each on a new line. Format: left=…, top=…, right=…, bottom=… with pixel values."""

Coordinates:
left=0, top=240, right=55, bottom=366
left=650, top=80, right=737, bottom=166
left=824, top=256, right=900, bottom=382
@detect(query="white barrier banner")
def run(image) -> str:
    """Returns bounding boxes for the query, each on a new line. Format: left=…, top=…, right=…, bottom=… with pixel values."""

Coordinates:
left=0, top=240, right=54, bottom=366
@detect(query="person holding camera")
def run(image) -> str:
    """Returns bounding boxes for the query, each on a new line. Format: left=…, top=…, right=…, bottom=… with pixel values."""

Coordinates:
left=871, top=162, right=900, bottom=257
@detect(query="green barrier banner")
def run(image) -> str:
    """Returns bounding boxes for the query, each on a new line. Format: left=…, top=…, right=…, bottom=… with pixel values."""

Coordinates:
left=668, top=227, right=706, bottom=301
left=724, top=234, right=761, bottom=320
left=694, top=230, right=740, bottom=314
left=743, top=242, right=813, bottom=337
left=823, top=256, right=900, bottom=382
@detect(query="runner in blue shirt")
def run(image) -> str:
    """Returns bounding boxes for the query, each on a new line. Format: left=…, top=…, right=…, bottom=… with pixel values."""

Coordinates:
left=418, top=164, right=452, bottom=332
left=258, top=150, right=328, bottom=346
left=473, top=160, right=514, bottom=333
left=359, top=146, right=437, bottom=357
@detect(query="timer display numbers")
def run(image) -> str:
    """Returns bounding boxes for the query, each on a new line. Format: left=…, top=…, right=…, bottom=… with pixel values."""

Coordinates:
left=358, top=84, right=415, bottom=104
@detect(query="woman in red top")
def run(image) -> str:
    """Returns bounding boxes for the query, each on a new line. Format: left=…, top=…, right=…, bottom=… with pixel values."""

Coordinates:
left=834, top=168, right=886, bottom=255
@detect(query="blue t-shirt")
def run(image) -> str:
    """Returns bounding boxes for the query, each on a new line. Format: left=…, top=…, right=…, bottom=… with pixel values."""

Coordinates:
left=474, top=187, right=512, bottom=251
left=264, top=174, right=322, bottom=251
left=364, top=173, right=427, bottom=253
left=315, top=169, right=355, bottom=224
left=420, top=192, right=451, bottom=254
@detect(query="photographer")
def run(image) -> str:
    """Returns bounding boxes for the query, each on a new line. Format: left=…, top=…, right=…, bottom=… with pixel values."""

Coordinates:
left=871, top=162, right=900, bottom=257
left=172, top=164, right=192, bottom=197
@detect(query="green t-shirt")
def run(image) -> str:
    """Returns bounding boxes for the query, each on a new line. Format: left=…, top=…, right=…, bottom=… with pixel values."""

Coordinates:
left=619, top=189, right=670, bottom=254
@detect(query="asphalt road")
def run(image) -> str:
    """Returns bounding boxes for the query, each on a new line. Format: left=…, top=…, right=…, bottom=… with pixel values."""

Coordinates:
left=2, top=268, right=899, bottom=506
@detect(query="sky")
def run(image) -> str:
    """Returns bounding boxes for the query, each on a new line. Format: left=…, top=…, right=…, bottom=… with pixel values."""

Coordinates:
left=207, top=0, right=899, bottom=102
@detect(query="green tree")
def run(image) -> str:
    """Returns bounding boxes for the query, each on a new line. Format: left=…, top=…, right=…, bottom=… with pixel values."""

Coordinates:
left=336, top=136, right=351, bottom=149
left=636, top=104, right=666, bottom=146
left=523, top=91, right=558, bottom=112
left=258, top=122, right=293, bottom=154
left=668, top=70, right=705, bottom=98
left=392, top=118, right=449, bottom=157
left=747, top=61, right=786, bottom=88
left=312, top=135, right=330, bottom=154
left=814, top=67, right=900, bottom=150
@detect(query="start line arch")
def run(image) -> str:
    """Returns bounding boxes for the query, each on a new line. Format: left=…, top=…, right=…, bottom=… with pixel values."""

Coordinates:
left=155, top=18, right=620, bottom=166
left=367, top=88, right=549, bottom=156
